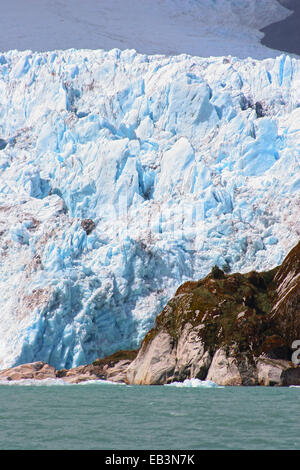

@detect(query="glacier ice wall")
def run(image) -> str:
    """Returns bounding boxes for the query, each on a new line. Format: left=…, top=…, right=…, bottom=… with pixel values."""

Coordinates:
left=0, top=49, right=300, bottom=369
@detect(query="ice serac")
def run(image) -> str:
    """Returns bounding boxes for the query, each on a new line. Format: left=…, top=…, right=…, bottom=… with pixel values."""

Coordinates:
left=0, top=49, right=300, bottom=369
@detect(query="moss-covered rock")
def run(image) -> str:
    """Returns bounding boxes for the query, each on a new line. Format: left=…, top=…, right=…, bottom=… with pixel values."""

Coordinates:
left=145, top=266, right=281, bottom=361
left=126, top=241, right=300, bottom=385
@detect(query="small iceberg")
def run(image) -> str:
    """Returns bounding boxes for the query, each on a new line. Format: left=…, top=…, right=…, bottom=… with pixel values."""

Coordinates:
left=165, top=378, right=222, bottom=388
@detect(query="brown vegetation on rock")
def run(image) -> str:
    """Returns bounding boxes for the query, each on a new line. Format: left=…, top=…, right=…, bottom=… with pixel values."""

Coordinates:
left=126, top=242, right=300, bottom=385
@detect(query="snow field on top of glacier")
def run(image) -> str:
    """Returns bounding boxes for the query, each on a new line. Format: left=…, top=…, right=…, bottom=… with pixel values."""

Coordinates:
left=0, top=0, right=294, bottom=59
left=0, top=48, right=300, bottom=369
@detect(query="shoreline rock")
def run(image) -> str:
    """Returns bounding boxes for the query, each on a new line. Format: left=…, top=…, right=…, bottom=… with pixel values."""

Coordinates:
left=125, top=241, right=300, bottom=386
left=0, top=362, right=56, bottom=382
left=0, top=350, right=138, bottom=384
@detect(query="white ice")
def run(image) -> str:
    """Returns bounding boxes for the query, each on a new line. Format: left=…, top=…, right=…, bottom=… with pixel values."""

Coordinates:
left=165, top=378, right=221, bottom=388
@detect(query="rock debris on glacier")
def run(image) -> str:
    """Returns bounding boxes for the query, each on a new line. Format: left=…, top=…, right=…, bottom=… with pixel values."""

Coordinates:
left=0, top=49, right=299, bottom=369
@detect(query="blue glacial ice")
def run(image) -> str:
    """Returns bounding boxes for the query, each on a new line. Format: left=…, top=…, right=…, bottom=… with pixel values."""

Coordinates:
left=0, top=49, right=300, bottom=369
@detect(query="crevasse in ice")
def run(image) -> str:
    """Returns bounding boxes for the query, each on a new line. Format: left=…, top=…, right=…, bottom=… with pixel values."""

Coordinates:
left=0, top=49, right=299, bottom=368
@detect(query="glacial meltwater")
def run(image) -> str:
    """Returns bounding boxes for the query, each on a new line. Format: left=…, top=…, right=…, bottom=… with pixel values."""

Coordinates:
left=0, top=382, right=299, bottom=450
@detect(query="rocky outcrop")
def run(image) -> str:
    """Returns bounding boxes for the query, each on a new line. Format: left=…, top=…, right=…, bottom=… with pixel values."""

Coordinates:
left=206, top=348, right=258, bottom=386
left=126, top=323, right=211, bottom=385
left=126, top=331, right=177, bottom=385
left=256, top=357, right=295, bottom=386
left=0, top=362, right=56, bottom=381
left=0, top=351, right=137, bottom=384
left=281, top=367, right=300, bottom=386
left=173, top=324, right=212, bottom=381
left=57, top=354, right=135, bottom=384
left=270, top=242, right=300, bottom=346
left=80, top=219, right=96, bottom=235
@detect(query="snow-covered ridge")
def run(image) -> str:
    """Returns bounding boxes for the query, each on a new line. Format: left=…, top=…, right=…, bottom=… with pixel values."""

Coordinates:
left=0, top=0, right=293, bottom=58
left=0, top=48, right=300, bottom=369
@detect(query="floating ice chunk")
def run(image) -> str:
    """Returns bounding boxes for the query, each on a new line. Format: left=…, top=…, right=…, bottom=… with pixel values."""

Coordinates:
left=165, top=378, right=221, bottom=388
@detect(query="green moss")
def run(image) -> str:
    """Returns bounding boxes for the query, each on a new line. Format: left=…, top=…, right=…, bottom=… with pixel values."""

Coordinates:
left=141, top=264, right=282, bottom=360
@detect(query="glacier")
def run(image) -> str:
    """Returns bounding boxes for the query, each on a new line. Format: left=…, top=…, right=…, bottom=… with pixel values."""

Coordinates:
left=0, top=48, right=300, bottom=369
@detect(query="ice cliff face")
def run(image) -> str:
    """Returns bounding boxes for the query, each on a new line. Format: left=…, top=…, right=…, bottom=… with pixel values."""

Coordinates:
left=0, top=49, right=300, bottom=369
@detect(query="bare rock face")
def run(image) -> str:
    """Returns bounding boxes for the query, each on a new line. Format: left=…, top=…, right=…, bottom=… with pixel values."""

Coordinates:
left=281, top=367, right=300, bottom=386
left=206, top=348, right=258, bottom=386
left=126, top=331, right=177, bottom=385
left=105, top=360, right=134, bottom=383
left=256, top=357, right=294, bottom=386
left=57, top=350, right=137, bottom=384
left=56, top=364, right=104, bottom=384
left=270, top=242, right=300, bottom=346
left=206, top=348, right=243, bottom=386
left=80, top=218, right=96, bottom=235
left=126, top=322, right=213, bottom=385
left=0, top=351, right=137, bottom=384
left=58, top=359, right=133, bottom=384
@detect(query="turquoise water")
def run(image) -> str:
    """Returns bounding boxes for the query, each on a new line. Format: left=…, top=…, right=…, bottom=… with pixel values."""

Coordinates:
left=0, top=383, right=299, bottom=450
